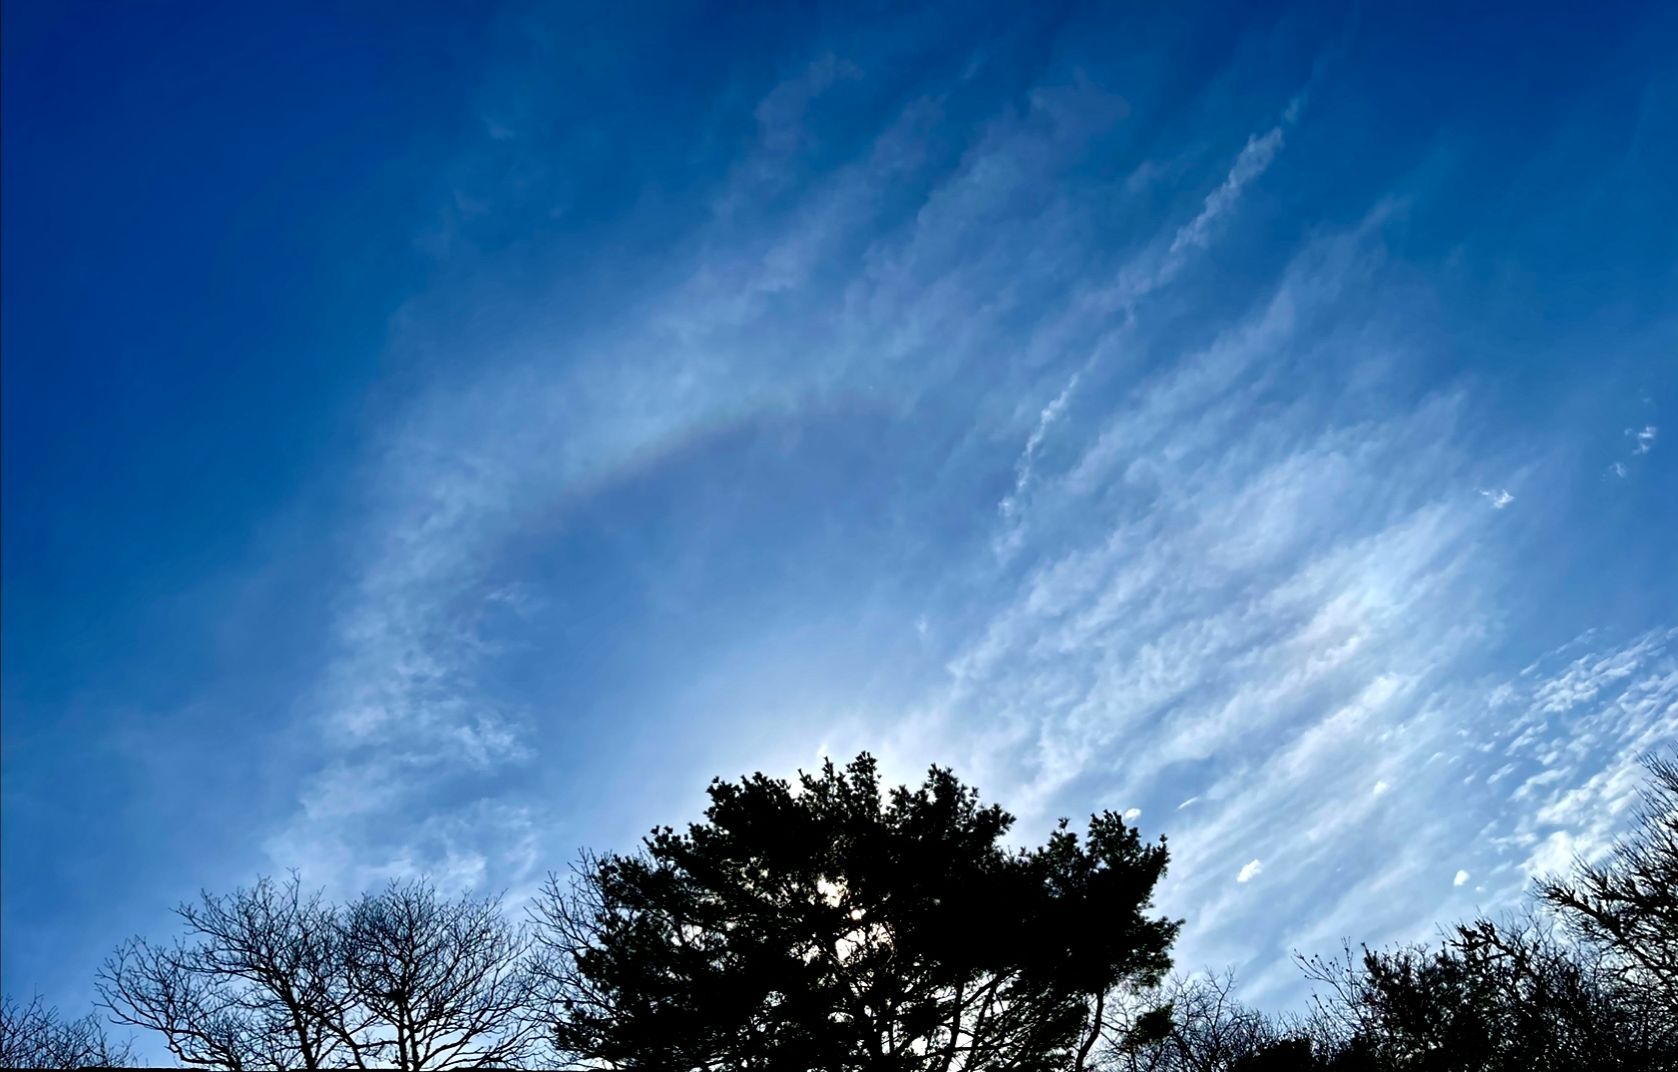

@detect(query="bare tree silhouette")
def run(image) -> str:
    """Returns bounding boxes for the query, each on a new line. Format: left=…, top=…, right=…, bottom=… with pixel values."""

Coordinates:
left=97, top=874, right=540, bottom=1071
left=0, top=993, right=132, bottom=1070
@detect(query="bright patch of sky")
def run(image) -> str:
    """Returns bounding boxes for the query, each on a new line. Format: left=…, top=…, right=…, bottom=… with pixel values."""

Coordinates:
left=4, top=0, right=1676, bottom=1035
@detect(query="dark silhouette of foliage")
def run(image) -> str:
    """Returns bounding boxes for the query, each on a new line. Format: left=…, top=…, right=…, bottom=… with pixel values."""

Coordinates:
left=1276, top=916, right=1677, bottom=1070
left=0, top=993, right=132, bottom=1070
left=97, top=874, right=346, bottom=1070
left=1053, top=754, right=1678, bottom=1072
left=1094, top=971, right=1288, bottom=1072
left=1105, top=917, right=1677, bottom=1071
left=1228, top=1037, right=1324, bottom=1072
left=3, top=749, right=1663, bottom=1070
left=531, top=753, right=1179, bottom=1071
left=97, top=874, right=540, bottom=1071
left=337, top=880, right=544, bottom=1070
left=1202, top=752, right=1678, bottom=1072
left=1540, top=750, right=1678, bottom=1010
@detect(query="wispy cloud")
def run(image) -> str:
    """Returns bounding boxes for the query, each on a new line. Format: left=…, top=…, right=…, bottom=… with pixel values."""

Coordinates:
left=262, top=56, right=1168, bottom=891
left=827, top=194, right=1672, bottom=997
left=256, top=28, right=1673, bottom=1015
left=262, top=47, right=1338, bottom=891
left=1000, top=372, right=1083, bottom=524
left=7, top=5, right=1674, bottom=1052
left=1169, top=128, right=1286, bottom=260
left=1078, top=103, right=1301, bottom=325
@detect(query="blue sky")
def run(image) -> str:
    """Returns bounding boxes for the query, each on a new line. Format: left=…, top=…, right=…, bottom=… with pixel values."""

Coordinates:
left=3, top=0, right=1676, bottom=1032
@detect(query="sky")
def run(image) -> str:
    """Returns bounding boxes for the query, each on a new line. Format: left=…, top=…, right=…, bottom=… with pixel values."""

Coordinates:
left=3, top=0, right=1676, bottom=1037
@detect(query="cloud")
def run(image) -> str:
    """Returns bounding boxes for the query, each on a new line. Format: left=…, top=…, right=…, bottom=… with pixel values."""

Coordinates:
left=1524, top=830, right=1579, bottom=879
left=264, top=55, right=1307, bottom=893
left=1453, top=869, right=1470, bottom=886
left=247, top=28, right=1674, bottom=1016
left=1168, top=128, right=1286, bottom=260
left=1086, top=104, right=1300, bottom=321
left=1481, top=628, right=1678, bottom=883
left=999, top=372, right=1083, bottom=524
left=5, top=8, right=1672, bottom=1053
left=752, top=54, right=863, bottom=158
left=839, top=190, right=1673, bottom=994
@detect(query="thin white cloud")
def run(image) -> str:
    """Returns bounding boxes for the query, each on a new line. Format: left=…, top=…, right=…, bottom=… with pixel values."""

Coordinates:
left=999, top=371, right=1084, bottom=524
left=1087, top=103, right=1301, bottom=321
left=1453, top=869, right=1470, bottom=886
left=1237, top=859, right=1264, bottom=883
left=1480, top=488, right=1514, bottom=509
left=1628, top=424, right=1657, bottom=454
left=1168, top=127, right=1285, bottom=259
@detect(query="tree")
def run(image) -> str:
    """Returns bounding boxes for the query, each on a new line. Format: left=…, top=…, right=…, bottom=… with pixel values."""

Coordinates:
left=1285, top=917, right=1675, bottom=1071
left=98, top=873, right=541, bottom=1071
left=532, top=752, right=1179, bottom=1071
left=1208, top=753, right=1678, bottom=1072
left=1098, top=972, right=1285, bottom=1072
left=0, top=993, right=132, bottom=1070
left=98, top=873, right=348, bottom=1070
left=339, top=880, right=544, bottom=1071
left=1540, top=749, right=1678, bottom=1010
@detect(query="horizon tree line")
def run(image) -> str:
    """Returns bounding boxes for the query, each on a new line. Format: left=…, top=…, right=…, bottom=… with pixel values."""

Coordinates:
left=3, top=750, right=1674, bottom=1071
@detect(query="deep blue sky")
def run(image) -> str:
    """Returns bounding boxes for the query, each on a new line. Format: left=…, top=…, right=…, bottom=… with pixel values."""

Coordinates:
left=4, top=0, right=1675, bottom=1036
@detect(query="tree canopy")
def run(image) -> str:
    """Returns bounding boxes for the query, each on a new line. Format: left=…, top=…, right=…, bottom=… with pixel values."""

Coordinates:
left=531, top=753, right=1179, bottom=1071
left=0, top=994, right=132, bottom=1070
